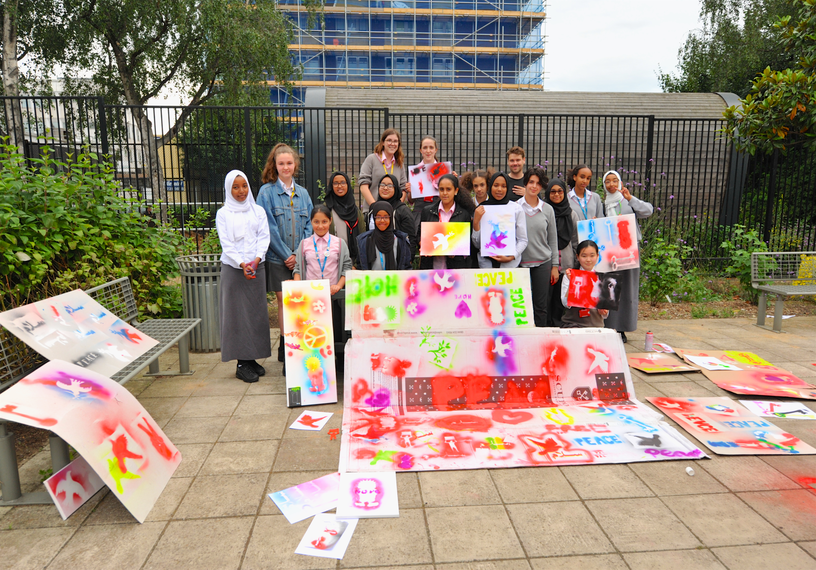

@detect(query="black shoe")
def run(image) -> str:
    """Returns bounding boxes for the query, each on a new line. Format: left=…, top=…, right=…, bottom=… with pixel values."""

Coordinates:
left=278, top=335, right=285, bottom=362
left=248, top=360, right=266, bottom=377
left=236, top=363, right=259, bottom=383
left=620, top=331, right=628, bottom=344
left=281, top=361, right=286, bottom=377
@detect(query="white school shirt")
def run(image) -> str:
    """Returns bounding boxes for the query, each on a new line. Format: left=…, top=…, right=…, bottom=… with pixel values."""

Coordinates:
left=216, top=204, right=271, bottom=269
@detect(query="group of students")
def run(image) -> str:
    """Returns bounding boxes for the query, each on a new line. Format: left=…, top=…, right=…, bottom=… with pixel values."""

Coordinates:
left=216, top=132, right=653, bottom=383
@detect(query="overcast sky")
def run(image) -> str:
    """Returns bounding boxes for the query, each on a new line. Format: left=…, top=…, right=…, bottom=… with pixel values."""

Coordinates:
left=544, top=0, right=704, bottom=92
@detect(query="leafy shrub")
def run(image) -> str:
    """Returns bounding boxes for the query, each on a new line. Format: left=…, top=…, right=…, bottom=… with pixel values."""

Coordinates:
left=640, top=237, right=690, bottom=305
left=720, top=224, right=772, bottom=303
left=0, top=143, right=183, bottom=317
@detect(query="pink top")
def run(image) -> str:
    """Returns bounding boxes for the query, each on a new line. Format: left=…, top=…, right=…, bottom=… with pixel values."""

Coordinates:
left=380, top=153, right=396, bottom=173
left=304, top=233, right=341, bottom=285
left=434, top=201, right=456, bottom=270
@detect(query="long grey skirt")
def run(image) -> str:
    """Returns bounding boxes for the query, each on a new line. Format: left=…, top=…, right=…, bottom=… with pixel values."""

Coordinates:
left=605, top=267, right=640, bottom=333
left=220, top=263, right=272, bottom=362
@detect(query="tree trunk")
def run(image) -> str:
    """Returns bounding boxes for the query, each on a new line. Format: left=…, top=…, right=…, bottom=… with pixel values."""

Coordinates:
left=132, top=106, right=168, bottom=224
left=2, top=0, right=25, bottom=155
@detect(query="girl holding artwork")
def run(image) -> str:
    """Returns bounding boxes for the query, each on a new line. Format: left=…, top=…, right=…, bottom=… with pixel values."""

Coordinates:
left=472, top=172, right=528, bottom=269
left=561, top=240, right=609, bottom=329
left=567, top=164, right=603, bottom=221
left=418, top=174, right=475, bottom=270
left=357, top=201, right=413, bottom=270
left=545, top=178, right=579, bottom=327
left=358, top=128, right=409, bottom=207
left=216, top=170, right=271, bottom=383
left=517, top=167, right=559, bottom=327
left=324, top=171, right=364, bottom=267
left=257, top=143, right=314, bottom=364
left=601, top=169, right=654, bottom=343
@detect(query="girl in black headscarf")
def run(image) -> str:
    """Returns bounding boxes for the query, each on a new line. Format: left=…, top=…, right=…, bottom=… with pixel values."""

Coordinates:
left=357, top=201, right=412, bottom=270
left=472, top=172, right=528, bottom=269
left=545, top=178, right=579, bottom=326
left=366, top=173, right=416, bottom=257
left=324, top=171, right=364, bottom=267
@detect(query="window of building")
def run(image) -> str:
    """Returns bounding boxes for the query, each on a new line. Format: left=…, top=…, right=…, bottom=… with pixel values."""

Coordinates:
left=432, top=57, right=453, bottom=77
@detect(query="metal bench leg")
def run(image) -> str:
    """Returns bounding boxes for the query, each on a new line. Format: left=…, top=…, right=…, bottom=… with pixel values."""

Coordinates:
left=773, top=295, right=785, bottom=332
left=148, top=358, right=160, bottom=375
left=178, top=333, right=191, bottom=374
left=757, top=292, right=767, bottom=326
left=49, top=434, right=71, bottom=472
left=0, top=422, right=53, bottom=506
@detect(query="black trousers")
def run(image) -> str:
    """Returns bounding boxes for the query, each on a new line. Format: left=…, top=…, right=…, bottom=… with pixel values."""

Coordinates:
left=528, top=262, right=553, bottom=328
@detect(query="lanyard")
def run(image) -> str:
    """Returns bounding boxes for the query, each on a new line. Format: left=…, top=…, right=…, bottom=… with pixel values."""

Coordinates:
left=313, top=235, right=331, bottom=279
left=574, top=192, right=589, bottom=220
left=382, top=158, right=394, bottom=175
left=378, top=251, right=386, bottom=269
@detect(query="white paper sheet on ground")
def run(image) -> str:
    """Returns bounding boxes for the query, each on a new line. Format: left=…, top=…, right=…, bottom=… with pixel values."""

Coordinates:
left=739, top=400, right=816, bottom=419
left=289, top=410, right=333, bottom=431
left=685, top=355, right=742, bottom=371
left=765, top=314, right=794, bottom=319
left=295, top=514, right=359, bottom=559
left=336, top=471, right=399, bottom=518
left=268, top=472, right=341, bottom=524
left=43, top=456, right=106, bottom=520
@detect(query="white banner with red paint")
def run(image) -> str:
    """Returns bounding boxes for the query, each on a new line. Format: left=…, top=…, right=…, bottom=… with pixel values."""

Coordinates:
left=0, top=360, right=181, bottom=522
left=339, top=329, right=704, bottom=472
left=577, top=214, right=639, bottom=272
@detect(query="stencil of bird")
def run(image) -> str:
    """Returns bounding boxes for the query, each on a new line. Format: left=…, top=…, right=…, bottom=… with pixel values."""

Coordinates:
left=432, top=231, right=455, bottom=250
left=587, top=348, right=610, bottom=373
left=493, top=336, right=511, bottom=358
left=55, top=470, right=86, bottom=504
left=56, top=378, right=92, bottom=398
left=630, top=434, right=662, bottom=447
left=433, top=272, right=454, bottom=292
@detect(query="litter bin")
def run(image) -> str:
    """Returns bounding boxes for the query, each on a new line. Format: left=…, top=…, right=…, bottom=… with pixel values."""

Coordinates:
left=176, top=254, right=222, bottom=352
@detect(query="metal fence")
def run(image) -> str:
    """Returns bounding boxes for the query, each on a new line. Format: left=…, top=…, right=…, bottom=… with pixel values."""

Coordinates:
left=1, top=95, right=815, bottom=260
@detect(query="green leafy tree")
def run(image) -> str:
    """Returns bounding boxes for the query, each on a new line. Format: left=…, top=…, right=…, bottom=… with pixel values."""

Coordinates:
left=659, top=0, right=796, bottom=97
left=724, top=0, right=816, bottom=153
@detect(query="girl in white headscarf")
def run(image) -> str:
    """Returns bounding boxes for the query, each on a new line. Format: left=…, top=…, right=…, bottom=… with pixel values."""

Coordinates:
left=601, top=170, right=654, bottom=342
left=216, top=170, right=272, bottom=383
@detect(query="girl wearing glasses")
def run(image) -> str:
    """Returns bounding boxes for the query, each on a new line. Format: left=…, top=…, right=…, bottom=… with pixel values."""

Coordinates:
left=356, top=201, right=412, bottom=270
left=367, top=174, right=417, bottom=256
left=324, top=171, right=364, bottom=267
left=358, top=128, right=410, bottom=207
left=545, top=178, right=579, bottom=327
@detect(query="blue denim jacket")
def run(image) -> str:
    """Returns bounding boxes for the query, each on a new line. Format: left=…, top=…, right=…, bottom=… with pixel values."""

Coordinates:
left=256, top=179, right=314, bottom=264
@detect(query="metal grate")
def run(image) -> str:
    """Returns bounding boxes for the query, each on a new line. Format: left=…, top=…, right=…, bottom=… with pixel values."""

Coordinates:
left=0, top=327, right=46, bottom=392
left=85, top=277, right=140, bottom=323
left=109, top=318, right=200, bottom=384
left=751, top=251, right=816, bottom=284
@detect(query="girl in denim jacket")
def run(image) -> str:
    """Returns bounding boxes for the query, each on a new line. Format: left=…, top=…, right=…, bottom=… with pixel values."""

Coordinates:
left=257, top=143, right=314, bottom=364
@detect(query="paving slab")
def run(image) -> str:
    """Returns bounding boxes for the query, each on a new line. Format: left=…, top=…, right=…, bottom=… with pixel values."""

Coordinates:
left=199, top=440, right=279, bottom=475
left=438, top=562, right=531, bottom=570
left=418, top=469, right=501, bottom=507
left=0, top=527, right=75, bottom=570
left=491, top=466, right=578, bottom=503
left=46, top=521, right=165, bottom=570
left=142, top=517, right=253, bottom=570
left=219, top=412, right=290, bottom=441
left=711, top=542, right=816, bottom=570
left=737, top=489, right=816, bottom=541
left=628, top=459, right=727, bottom=495
left=426, top=505, right=525, bottom=563
left=161, top=414, right=229, bottom=444
left=174, top=473, right=267, bottom=519
left=623, top=548, right=727, bottom=569
left=560, top=464, right=654, bottom=499
left=506, top=502, right=615, bottom=557
left=700, top=455, right=799, bottom=492
left=339, top=509, right=433, bottom=567
left=242, top=515, right=336, bottom=570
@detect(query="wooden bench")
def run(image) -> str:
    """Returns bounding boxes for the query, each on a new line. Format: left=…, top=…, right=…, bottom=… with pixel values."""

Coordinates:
left=753, top=251, right=816, bottom=332
left=0, top=277, right=200, bottom=506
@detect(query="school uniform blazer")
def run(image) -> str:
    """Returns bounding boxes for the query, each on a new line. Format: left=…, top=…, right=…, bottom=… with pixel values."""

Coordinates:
left=356, top=230, right=413, bottom=270
left=418, top=202, right=474, bottom=270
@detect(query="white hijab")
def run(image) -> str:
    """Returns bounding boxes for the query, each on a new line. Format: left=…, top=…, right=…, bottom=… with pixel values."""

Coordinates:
left=223, top=169, right=258, bottom=240
left=603, top=170, right=625, bottom=215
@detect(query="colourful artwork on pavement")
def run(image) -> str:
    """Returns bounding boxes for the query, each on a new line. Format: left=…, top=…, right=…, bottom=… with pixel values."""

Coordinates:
left=44, top=456, right=106, bottom=520
left=675, top=349, right=816, bottom=400
left=268, top=472, right=341, bottom=524
left=409, top=161, right=452, bottom=199
left=336, top=471, right=399, bottom=518
left=739, top=400, right=816, bottom=420
left=419, top=222, right=471, bottom=257
left=344, top=269, right=534, bottom=334
left=282, top=279, right=338, bottom=408
left=647, top=396, right=816, bottom=455
left=480, top=205, right=516, bottom=258
left=0, top=290, right=158, bottom=378
left=566, top=269, right=623, bottom=311
left=295, top=514, right=358, bottom=559
left=0, top=360, right=181, bottom=523
left=627, top=353, right=699, bottom=374
left=338, top=328, right=705, bottom=472
left=577, top=214, right=639, bottom=272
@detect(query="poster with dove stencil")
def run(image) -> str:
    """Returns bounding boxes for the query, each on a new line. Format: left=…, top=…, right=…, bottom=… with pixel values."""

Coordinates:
left=480, top=205, right=516, bottom=257
left=420, top=222, right=471, bottom=256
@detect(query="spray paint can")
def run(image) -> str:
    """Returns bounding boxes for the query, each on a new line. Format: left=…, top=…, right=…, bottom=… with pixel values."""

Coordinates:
left=645, top=331, right=654, bottom=352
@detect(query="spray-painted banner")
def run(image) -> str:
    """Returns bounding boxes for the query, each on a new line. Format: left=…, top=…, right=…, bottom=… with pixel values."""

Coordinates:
left=0, top=360, right=181, bottom=522
left=647, top=397, right=816, bottom=455
left=627, top=353, right=699, bottom=374
left=419, top=222, right=471, bottom=256
left=577, top=214, right=639, bottom=272
left=339, top=329, right=704, bottom=471
left=0, top=290, right=158, bottom=378
left=282, top=279, right=338, bottom=407
left=344, top=269, right=534, bottom=334
left=44, top=456, right=106, bottom=520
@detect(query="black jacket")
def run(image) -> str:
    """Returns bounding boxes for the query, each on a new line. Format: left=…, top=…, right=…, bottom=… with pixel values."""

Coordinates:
left=418, top=201, right=475, bottom=270
left=356, top=229, right=413, bottom=270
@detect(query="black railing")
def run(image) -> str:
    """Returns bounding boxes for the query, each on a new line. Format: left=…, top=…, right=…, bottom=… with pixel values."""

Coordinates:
left=2, top=95, right=814, bottom=260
